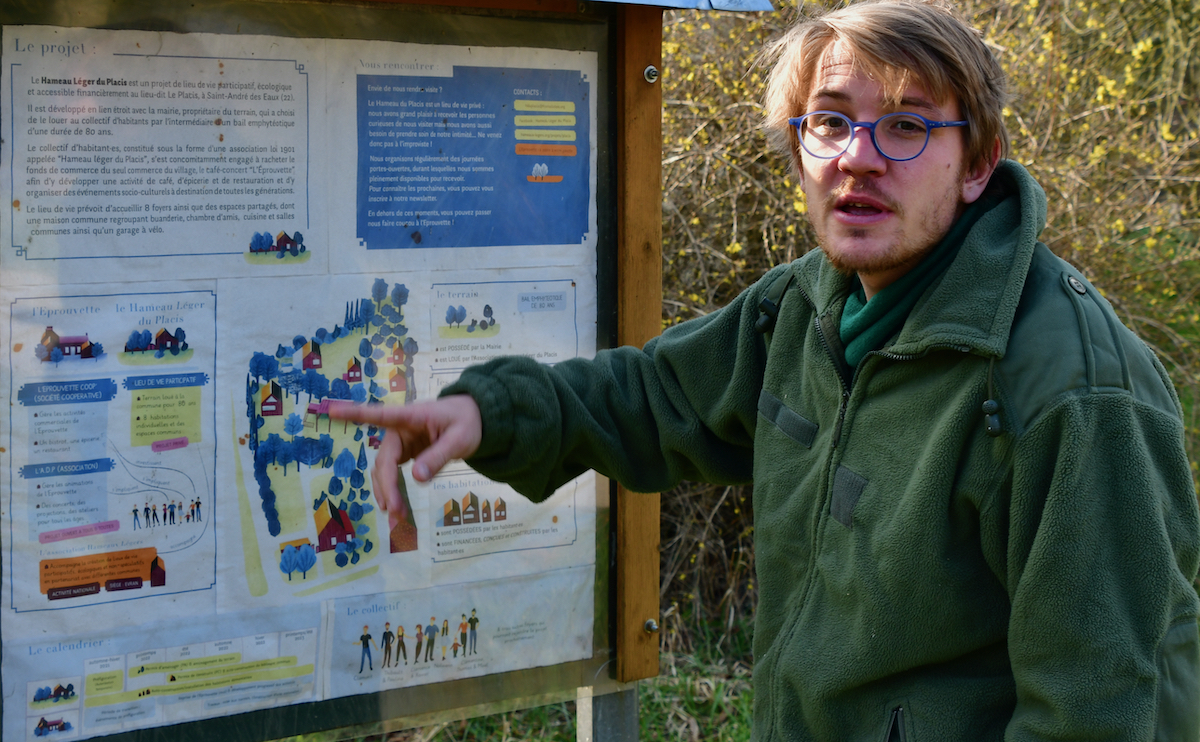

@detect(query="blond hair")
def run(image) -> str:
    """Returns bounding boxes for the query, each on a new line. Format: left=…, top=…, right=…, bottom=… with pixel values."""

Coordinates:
left=761, top=0, right=1009, bottom=173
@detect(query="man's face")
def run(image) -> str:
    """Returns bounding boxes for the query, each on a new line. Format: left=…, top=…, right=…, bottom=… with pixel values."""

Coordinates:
left=797, top=40, right=992, bottom=294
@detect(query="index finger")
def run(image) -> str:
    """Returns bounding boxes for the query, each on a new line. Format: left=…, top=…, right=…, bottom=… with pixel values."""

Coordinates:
left=325, top=400, right=410, bottom=427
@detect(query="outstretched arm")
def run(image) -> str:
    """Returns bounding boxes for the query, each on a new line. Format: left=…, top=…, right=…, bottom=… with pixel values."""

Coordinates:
left=327, top=396, right=481, bottom=526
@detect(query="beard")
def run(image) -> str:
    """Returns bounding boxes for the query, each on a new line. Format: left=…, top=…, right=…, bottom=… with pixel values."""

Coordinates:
left=810, top=175, right=965, bottom=279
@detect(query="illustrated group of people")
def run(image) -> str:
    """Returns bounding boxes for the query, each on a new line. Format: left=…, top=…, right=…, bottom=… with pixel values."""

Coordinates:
left=131, top=498, right=202, bottom=529
left=356, top=609, right=479, bottom=673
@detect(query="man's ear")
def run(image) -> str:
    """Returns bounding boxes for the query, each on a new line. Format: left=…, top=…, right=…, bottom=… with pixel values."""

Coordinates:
left=961, top=137, right=1002, bottom=204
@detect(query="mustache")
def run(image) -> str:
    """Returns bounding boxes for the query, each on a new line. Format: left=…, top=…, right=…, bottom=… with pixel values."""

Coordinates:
left=823, top=180, right=902, bottom=215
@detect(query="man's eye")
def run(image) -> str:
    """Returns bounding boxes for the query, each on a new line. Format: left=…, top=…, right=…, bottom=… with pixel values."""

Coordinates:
left=889, top=115, right=928, bottom=135
left=812, top=114, right=848, bottom=131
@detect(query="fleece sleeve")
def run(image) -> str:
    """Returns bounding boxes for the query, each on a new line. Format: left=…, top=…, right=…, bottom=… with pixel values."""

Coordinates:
left=437, top=264, right=795, bottom=502
left=1000, top=391, right=1200, bottom=741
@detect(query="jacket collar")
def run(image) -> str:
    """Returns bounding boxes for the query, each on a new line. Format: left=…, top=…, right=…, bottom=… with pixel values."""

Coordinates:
left=795, top=160, right=1047, bottom=359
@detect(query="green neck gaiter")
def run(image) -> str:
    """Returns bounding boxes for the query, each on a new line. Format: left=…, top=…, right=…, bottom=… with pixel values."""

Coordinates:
left=839, top=194, right=993, bottom=368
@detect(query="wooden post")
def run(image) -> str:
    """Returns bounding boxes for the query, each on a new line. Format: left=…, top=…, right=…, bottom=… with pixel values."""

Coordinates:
left=614, top=3, right=663, bottom=684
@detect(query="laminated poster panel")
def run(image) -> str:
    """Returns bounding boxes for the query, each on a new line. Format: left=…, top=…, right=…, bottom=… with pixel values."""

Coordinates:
left=1, top=21, right=601, bottom=741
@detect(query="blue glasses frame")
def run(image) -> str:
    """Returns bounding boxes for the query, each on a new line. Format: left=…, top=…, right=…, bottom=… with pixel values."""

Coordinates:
left=787, top=111, right=969, bottom=162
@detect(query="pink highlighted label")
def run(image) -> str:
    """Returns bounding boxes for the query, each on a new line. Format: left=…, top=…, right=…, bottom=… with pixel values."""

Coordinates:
left=151, top=436, right=189, bottom=452
left=39, top=519, right=120, bottom=544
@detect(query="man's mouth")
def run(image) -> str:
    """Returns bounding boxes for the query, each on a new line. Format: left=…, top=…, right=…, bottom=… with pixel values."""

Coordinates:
left=831, top=190, right=895, bottom=220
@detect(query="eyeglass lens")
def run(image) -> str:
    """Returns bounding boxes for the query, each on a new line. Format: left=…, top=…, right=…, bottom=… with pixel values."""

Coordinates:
left=800, top=112, right=930, bottom=161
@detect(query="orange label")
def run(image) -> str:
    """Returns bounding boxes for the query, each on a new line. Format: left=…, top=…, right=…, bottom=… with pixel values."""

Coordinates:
left=514, top=144, right=577, bottom=157
left=40, top=548, right=157, bottom=595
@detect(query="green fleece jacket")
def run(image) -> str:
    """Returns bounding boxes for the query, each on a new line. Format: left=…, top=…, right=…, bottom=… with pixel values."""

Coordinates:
left=443, top=161, right=1200, bottom=741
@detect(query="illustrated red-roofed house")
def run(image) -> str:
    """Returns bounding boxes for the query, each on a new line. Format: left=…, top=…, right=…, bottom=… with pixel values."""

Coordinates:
left=314, top=500, right=355, bottom=552
left=389, top=367, right=406, bottom=394
left=276, top=231, right=299, bottom=252
left=301, top=341, right=322, bottom=370
left=154, top=328, right=179, bottom=351
left=36, top=718, right=68, bottom=733
left=344, top=358, right=362, bottom=384
left=260, top=381, right=283, bottom=416
left=40, top=326, right=96, bottom=360
left=389, top=345, right=405, bottom=365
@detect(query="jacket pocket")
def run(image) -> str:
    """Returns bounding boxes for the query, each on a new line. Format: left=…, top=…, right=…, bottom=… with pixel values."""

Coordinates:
left=831, top=464, right=867, bottom=529
left=757, top=390, right=817, bottom=448
left=1155, top=618, right=1199, bottom=742
left=882, top=704, right=908, bottom=742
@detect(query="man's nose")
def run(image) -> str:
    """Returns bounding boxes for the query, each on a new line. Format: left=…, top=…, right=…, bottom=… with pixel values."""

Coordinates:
left=838, top=123, right=886, bottom=173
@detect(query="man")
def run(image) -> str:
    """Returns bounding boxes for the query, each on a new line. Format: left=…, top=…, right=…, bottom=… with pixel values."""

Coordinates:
left=381, top=622, right=395, bottom=668
left=331, top=1, right=1200, bottom=738
left=355, top=625, right=375, bottom=674
left=425, top=617, right=438, bottom=662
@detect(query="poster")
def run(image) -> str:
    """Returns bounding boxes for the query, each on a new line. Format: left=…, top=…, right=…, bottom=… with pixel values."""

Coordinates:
left=2, top=24, right=599, bottom=742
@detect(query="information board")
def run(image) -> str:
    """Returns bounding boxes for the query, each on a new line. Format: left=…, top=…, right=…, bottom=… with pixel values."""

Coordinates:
left=1, top=8, right=614, bottom=739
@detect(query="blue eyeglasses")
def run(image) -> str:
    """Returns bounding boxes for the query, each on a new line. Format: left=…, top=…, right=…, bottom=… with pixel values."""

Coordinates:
left=788, top=111, right=968, bottom=162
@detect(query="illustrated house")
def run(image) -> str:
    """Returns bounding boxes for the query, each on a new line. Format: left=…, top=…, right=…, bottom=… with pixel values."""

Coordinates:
left=461, top=492, right=480, bottom=525
left=389, top=345, right=405, bottom=365
left=494, top=497, right=507, bottom=522
left=481, top=499, right=492, bottom=523
left=40, top=326, right=95, bottom=360
left=300, top=341, right=322, bottom=370
left=314, top=500, right=356, bottom=552
left=443, top=498, right=462, bottom=527
left=149, top=556, right=166, bottom=587
left=368, top=435, right=382, bottom=450
left=344, top=358, right=362, bottom=384
left=276, top=231, right=299, bottom=252
left=259, top=381, right=283, bottom=416
left=35, top=718, right=68, bottom=734
left=154, top=328, right=179, bottom=351
left=50, top=685, right=72, bottom=700
left=389, top=367, right=407, bottom=394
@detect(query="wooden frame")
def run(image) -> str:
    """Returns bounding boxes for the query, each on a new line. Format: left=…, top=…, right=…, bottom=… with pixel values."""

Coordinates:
left=614, top=3, right=664, bottom=684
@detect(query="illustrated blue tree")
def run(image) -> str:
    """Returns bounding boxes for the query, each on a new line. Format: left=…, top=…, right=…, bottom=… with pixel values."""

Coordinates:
left=372, top=278, right=388, bottom=308
left=126, top=330, right=143, bottom=352
left=363, top=357, right=378, bottom=379
left=276, top=439, right=296, bottom=475
left=250, top=231, right=273, bottom=252
left=359, top=338, right=372, bottom=359
left=350, top=384, right=368, bottom=403
left=294, top=436, right=324, bottom=470
left=334, top=447, right=356, bottom=480
left=140, top=329, right=152, bottom=349
left=284, top=412, right=304, bottom=438
left=293, top=334, right=307, bottom=350
left=391, top=283, right=409, bottom=309
left=357, top=442, right=368, bottom=472
left=302, top=368, right=329, bottom=402
left=175, top=327, right=188, bottom=350
left=403, top=337, right=419, bottom=363
left=328, top=474, right=344, bottom=498
left=50, top=347, right=63, bottom=366
left=445, top=305, right=457, bottom=327
left=296, top=543, right=316, bottom=577
left=360, top=298, right=376, bottom=332
left=90, top=342, right=105, bottom=358
left=275, top=343, right=291, bottom=359
left=350, top=469, right=366, bottom=489
left=280, top=544, right=300, bottom=580
left=249, top=351, right=279, bottom=382
left=330, top=377, right=350, bottom=400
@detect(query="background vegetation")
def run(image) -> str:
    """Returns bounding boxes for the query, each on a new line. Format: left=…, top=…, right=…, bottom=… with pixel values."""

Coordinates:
left=290, top=1, right=1198, bottom=739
